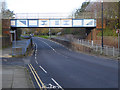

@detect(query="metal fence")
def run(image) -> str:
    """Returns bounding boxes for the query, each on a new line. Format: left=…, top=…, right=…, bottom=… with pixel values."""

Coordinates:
left=12, top=39, right=31, bottom=55
left=73, top=39, right=120, bottom=57
left=52, top=37, right=120, bottom=57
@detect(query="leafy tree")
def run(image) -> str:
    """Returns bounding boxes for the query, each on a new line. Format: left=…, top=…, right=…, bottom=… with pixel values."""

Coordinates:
left=1, top=1, right=15, bottom=19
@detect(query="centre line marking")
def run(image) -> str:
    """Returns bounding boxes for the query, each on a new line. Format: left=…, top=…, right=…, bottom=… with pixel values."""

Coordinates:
left=35, top=57, right=37, bottom=59
left=40, top=40, right=56, bottom=53
left=39, top=66, right=47, bottom=74
left=39, top=39, right=69, bottom=59
left=35, top=60, right=38, bottom=64
left=51, top=78, right=63, bottom=90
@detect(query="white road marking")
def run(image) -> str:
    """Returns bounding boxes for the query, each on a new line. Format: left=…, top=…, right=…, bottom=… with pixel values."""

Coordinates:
left=39, top=66, right=47, bottom=73
left=51, top=78, right=63, bottom=89
left=36, top=43, right=37, bottom=48
left=35, top=60, right=38, bottom=64
left=35, top=56, right=37, bottom=59
left=39, top=39, right=69, bottom=58
left=40, top=40, right=56, bottom=52
left=35, top=43, right=37, bottom=51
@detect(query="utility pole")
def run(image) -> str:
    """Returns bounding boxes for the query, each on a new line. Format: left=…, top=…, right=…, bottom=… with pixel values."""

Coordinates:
left=118, top=1, right=120, bottom=55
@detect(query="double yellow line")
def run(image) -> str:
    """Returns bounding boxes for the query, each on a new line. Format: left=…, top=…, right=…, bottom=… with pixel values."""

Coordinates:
left=28, top=64, right=46, bottom=90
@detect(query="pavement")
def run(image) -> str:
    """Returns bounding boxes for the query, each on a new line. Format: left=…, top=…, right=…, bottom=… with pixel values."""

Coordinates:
left=1, top=46, right=12, bottom=58
left=1, top=43, right=35, bottom=89
left=2, top=65, right=34, bottom=88
left=29, top=37, right=118, bottom=88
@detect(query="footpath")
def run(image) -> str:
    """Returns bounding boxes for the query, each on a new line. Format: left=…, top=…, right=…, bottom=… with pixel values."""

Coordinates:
left=1, top=39, right=34, bottom=89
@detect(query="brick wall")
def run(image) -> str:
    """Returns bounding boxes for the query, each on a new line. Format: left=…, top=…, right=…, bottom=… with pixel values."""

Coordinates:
left=2, top=19, right=11, bottom=47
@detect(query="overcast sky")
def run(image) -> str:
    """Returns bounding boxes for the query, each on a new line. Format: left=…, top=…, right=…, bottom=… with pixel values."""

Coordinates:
left=5, top=0, right=85, bottom=14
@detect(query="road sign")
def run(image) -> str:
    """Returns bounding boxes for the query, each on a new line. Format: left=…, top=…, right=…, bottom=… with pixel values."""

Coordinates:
left=10, top=31, right=15, bottom=33
left=116, top=29, right=120, bottom=33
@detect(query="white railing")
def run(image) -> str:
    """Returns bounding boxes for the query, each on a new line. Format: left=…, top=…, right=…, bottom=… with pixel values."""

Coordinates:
left=53, top=37, right=120, bottom=57
left=15, top=13, right=73, bottom=19
left=73, top=39, right=120, bottom=57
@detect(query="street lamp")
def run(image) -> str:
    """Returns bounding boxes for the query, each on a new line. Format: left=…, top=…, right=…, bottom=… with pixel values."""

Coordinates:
left=101, top=0, right=104, bottom=48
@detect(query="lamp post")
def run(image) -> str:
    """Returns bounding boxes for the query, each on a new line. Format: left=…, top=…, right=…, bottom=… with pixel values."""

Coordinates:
left=118, top=1, right=120, bottom=56
left=101, top=0, right=104, bottom=48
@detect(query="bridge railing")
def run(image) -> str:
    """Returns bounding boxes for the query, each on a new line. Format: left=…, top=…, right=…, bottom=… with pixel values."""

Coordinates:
left=15, top=13, right=72, bottom=19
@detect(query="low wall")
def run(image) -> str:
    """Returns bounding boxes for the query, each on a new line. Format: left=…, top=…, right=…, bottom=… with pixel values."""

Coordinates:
left=51, top=38, right=93, bottom=54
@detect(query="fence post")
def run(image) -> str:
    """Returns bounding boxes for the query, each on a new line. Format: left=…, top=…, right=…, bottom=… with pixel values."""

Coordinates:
left=106, top=46, right=108, bottom=55
left=88, top=40, right=89, bottom=46
left=101, top=46, right=103, bottom=54
left=96, top=45, right=98, bottom=52
left=91, top=40, right=93, bottom=47
left=113, top=47, right=115, bottom=56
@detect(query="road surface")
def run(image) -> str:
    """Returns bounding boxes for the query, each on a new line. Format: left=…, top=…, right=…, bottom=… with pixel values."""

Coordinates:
left=28, top=37, right=118, bottom=89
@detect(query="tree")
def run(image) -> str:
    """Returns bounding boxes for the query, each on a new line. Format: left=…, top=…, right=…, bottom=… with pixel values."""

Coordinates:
left=1, top=1, right=15, bottom=19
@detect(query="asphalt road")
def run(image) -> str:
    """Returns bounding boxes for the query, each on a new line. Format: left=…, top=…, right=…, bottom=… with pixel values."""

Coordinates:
left=29, top=37, right=118, bottom=89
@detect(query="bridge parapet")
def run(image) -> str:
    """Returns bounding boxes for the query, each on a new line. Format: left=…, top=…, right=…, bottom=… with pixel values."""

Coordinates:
left=10, top=18, right=96, bottom=28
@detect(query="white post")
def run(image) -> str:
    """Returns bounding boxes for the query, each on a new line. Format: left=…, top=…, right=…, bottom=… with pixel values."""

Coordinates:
left=91, top=40, right=93, bottom=47
left=113, top=47, right=115, bottom=56
left=96, top=45, right=98, bottom=52
left=88, top=40, right=89, bottom=46
left=106, top=46, right=108, bottom=55
left=101, top=46, right=103, bottom=54
left=80, top=40, right=81, bottom=44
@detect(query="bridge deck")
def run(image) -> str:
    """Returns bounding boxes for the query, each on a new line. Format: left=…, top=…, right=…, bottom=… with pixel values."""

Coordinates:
left=11, top=19, right=96, bottom=28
